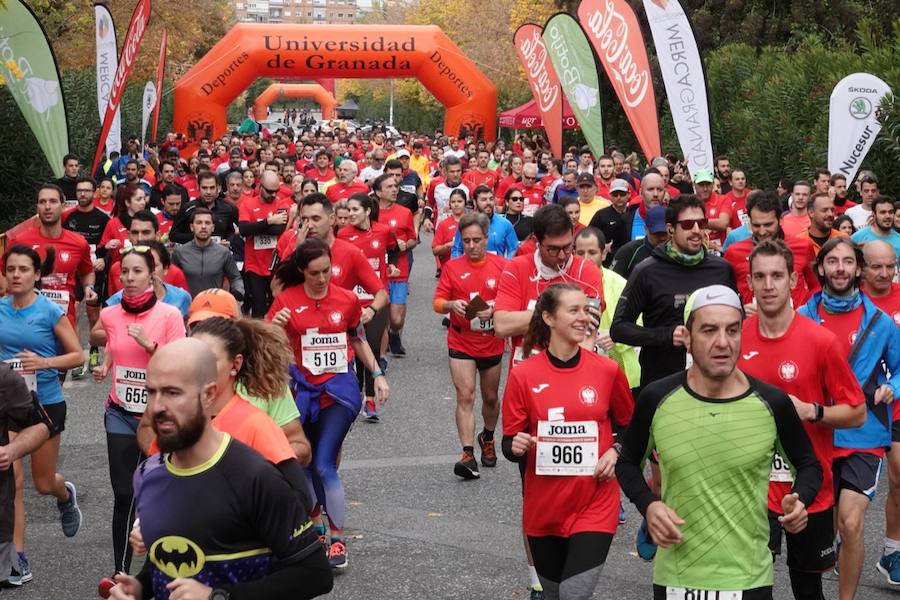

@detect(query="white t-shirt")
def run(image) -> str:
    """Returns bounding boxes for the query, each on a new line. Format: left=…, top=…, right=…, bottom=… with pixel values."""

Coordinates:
left=360, top=166, right=384, bottom=184
left=846, top=204, right=872, bottom=231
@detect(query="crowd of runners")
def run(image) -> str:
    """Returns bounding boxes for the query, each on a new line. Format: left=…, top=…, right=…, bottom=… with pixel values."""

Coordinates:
left=0, top=120, right=898, bottom=600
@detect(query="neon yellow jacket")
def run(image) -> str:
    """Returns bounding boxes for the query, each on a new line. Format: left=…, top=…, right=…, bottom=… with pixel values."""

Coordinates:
left=601, top=267, right=641, bottom=388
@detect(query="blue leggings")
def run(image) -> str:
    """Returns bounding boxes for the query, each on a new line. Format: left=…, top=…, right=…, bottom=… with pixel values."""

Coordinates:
left=303, top=402, right=356, bottom=532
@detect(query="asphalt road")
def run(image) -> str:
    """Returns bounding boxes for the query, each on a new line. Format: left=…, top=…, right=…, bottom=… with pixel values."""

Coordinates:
left=10, top=234, right=900, bottom=599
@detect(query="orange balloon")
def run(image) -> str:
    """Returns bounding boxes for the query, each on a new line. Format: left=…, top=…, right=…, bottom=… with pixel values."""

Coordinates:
left=252, top=83, right=337, bottom=121
left=173, top=23, right=497, bottom=152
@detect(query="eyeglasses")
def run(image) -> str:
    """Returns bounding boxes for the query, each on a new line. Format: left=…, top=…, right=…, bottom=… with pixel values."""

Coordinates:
left=541, top=242, right=575, bottom=257
left=675, top=218, right=709, bottom=230
left=121, top=245, right=151, bottom=255
left=76, top=188, right=94, bottom=194
left=523, top=175, right=536, bottom=181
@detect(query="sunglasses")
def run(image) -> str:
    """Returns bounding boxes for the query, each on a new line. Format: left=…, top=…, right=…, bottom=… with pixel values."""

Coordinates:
left=508, top=196, right=524, bottom=201
left=121, top=245, right=151, bottom=255
left=675, top=218, right=709, bottom=230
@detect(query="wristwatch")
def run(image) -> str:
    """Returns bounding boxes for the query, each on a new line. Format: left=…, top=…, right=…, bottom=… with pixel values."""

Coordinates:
left=209, top=589, right=231, bottom=600
left=811, top=403, right=824, bottom=423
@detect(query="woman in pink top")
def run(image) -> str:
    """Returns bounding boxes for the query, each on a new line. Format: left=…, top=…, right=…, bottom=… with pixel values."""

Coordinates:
left=90, top=246, right=184, bottom=576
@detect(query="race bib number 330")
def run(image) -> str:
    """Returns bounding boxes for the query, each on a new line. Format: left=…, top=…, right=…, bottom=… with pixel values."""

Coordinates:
left=535, top=420, right=599, bottom=476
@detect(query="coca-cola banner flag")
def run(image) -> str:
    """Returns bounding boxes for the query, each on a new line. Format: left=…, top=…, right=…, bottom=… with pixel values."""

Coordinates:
left=514, top=23, right=564, bottom=158
left=91, top=0, right=152, bottom=174
left=542, top=13, right=605, bottom=159
left=828, top=73, right=891, bottom=184
left=643, top=0, right=712, bottom=176
left=151, top=28, right=167, bottom=142
left=577, top=0, right=661, bottom=161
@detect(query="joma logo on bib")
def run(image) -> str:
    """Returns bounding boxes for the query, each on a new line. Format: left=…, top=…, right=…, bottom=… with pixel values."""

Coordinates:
left=548, top=423, right=588, bottom=435
left=122, top=369, right=146, bottom=381
left=309, top=335, right=341, bottom=345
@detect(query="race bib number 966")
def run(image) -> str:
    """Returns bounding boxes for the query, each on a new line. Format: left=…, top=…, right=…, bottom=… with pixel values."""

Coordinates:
left=535, top=420, right=599, bottom=476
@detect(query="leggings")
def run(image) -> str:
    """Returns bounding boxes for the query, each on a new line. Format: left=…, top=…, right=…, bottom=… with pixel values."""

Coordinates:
left=355, top=305, right=389, bottom=397
left=243, top=271, right=273, bottom=319
left=528, top=532, right=613, bottom=600
left=104, top=406, right=145, bottom=574
left=303, top=403, right=357, bottom=532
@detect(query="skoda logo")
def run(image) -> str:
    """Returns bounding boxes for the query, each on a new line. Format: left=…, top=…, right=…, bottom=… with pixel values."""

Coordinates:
left=849, top=97, right=873, bottom=120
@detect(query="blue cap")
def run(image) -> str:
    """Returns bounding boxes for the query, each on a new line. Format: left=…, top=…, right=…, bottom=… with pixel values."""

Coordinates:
left=645, top=205, right=667, bottom=234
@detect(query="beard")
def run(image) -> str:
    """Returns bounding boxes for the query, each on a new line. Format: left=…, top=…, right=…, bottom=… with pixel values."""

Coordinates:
left=153, top=398, right=206, bottom=453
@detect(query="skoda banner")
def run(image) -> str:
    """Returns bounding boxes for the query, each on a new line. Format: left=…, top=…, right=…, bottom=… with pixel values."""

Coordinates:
left=95, top=4, right=121, bottom=154
left=828, top=73, right=892, bottom=184
left=141, top=81, right=157, bottom=148
left=643, top=0, right=712, bottom=176
left=0, top=0, right=69, bottom=178
left=542, top=13, right=605, bottom=158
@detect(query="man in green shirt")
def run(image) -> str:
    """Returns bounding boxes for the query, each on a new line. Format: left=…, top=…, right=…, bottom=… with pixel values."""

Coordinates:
left=616, top=285, right=821, bottom=599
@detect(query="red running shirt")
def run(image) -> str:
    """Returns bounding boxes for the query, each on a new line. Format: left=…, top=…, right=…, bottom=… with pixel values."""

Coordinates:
left=462, top=169, right=499, bottom=194
left=724, top=236, right=819, bottom=307
left=432, top=216, right=460, bottom=266
left=238, top=194, right=295, bottom=277
left=867, top=283, right=900, bottom=328
left=377, top=203, right=416, bottom=282
left=502, top=350, right=633, bottom=536
left=705, top=193, right=732, bottom=245
left=494, top=254, right=603, bottom=366
left=8, top=227, right=93, bottom=326
left=325, top=181, right=370, bottom=204
left=327, top=238, right=386, bottom=308
left=434, top=254, right=508, bottom=357
left=267, top=283, right=361, bottom=386
left=739, top=314, right=864, bottom=513
left=337, top=223, right=396, bottom=281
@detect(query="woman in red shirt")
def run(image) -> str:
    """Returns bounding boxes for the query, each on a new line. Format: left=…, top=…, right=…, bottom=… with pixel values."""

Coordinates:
left=268, top=238, right=389, bottom=569
left=338, top=193, right=398, bottom=419
left=502, top=283, right=633, bottom=599
left=98, top=184, right=148, bottom=267
left=432, top=189, right=467, bottom=270
left=94, top=178, right=116, bottom=215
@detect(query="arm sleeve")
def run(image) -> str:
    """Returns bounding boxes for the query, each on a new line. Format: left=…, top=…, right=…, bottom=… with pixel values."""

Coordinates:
left=223, top=543, right=333, bottom=600
left=770, top=390, right=822, bottom=508
left=610, top=268, right=676, bottom=348
left=615, top=387, right=661, bottom=516
left=450, top=228, right=463, bottom=259
left=168, top=206, right=195, bottom=244
left=76, top=237, right=94, bottom=276
left=823, top=336, right=866, bottom=408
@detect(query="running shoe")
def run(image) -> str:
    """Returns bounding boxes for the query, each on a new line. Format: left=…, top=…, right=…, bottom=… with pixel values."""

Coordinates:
left=328, top=539, right=348, bottom=569
left=529, top=586, right=544, bottom=600
left=58, top=481, right=83, bottom=537
left=6, top=555, right=32, bottom=586
left=636, top=518, right=657, bottom=561
left=441, top=317, right=450, bottom=328
left=435, top=268, right=441, bottom=279
left=388, top=332, right=406, bottom=357
left=88, top=347, right=101, bottom=370
left=378, top=357, right=388, bottom=374
left=618, top=502, right=627, bottom=525
left=363, top=399, right=379, bottom=422
left=454, top=451, right=480, bottom=480
left=477, top=433, right=497, bottom=468
left=70, top=364, right=85, bottom=380
left=877, top=551, right=900, bottom=585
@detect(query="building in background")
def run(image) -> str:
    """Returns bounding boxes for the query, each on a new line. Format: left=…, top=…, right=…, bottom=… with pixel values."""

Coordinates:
left=233, top=0, right=376, bottom=24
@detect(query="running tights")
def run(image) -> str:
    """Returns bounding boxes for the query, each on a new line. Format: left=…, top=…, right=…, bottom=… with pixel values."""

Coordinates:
left=528, top=532, right=613, bottom=600
left=303, top=403, right=356, bottom=531
left=789, top=568, right=824, bottom=600
left=104, top=407, right=145, bottom=574
left=355, top=306, right=389, bottom=397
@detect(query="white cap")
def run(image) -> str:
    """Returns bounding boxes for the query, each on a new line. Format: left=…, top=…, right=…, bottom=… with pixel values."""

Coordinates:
left=396, top=149, right=411, bottom=158
left=683, top=285, right=743, bottom=323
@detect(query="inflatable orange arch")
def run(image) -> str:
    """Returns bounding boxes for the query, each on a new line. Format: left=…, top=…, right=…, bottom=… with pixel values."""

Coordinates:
left=252, top=83, right=337, bottom=121
left=173, top=23, right=497, bottom=151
